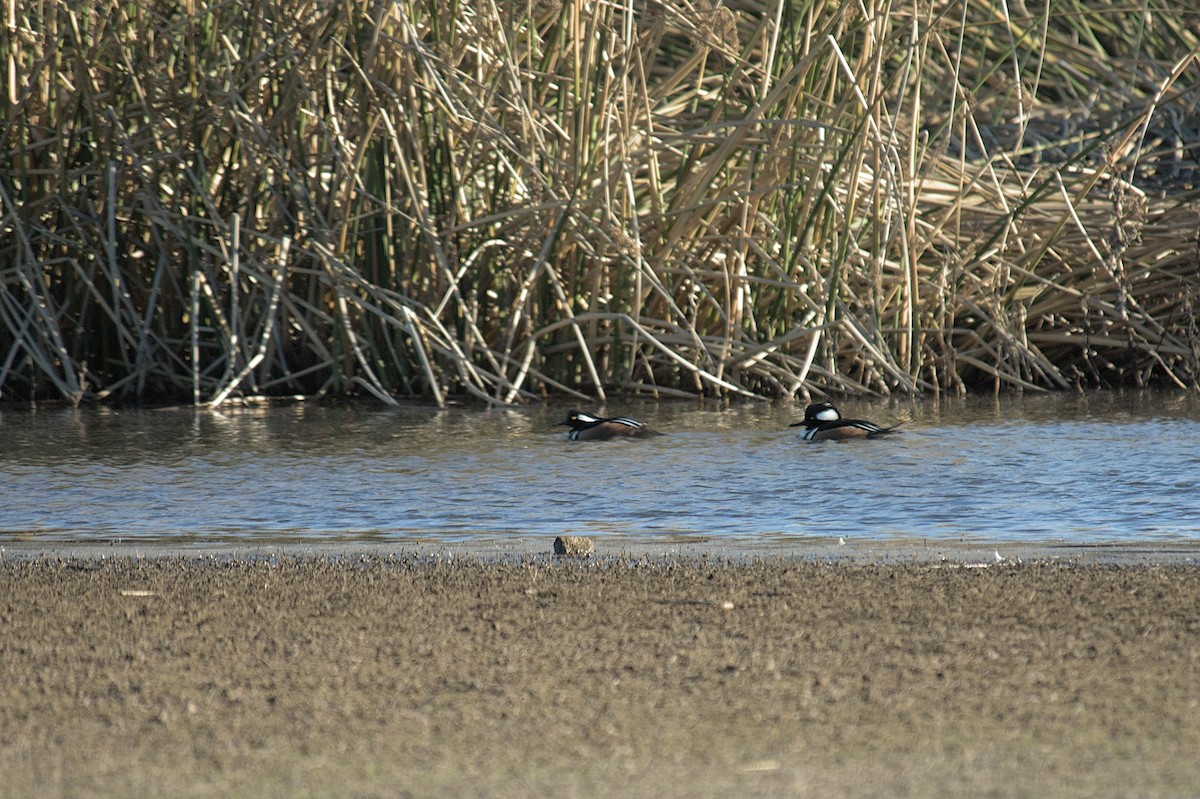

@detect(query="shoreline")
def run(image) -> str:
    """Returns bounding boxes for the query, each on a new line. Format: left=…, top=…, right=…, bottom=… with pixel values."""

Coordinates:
left=3, top=553, right=1199, bottom=797
left=4, top=535, right=1200, bottom=566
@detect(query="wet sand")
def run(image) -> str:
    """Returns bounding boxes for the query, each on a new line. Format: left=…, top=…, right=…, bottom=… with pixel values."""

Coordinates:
left=2, top=553, right=1199, bottom=798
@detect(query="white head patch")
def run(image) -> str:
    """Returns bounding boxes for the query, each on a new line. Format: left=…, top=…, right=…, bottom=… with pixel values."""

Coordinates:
left=575, top=412, right=600, bottom=423
left=815, top=407, right=840, bottom=422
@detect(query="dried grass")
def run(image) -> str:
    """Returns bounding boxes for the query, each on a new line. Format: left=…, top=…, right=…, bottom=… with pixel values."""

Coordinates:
left=2, top=0, right=1199, bottom=405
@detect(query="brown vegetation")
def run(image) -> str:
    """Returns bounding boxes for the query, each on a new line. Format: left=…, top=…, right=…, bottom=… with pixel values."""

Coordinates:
left=2, top=0, right=1199, bottom=405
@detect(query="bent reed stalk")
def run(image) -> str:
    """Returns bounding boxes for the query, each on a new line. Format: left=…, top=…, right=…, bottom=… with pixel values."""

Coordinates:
left=2, top=0, right=1199, bottom=406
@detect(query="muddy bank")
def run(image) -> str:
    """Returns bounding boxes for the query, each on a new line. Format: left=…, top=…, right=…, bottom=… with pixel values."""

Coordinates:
left=2, top=556, right=1198, bottom=798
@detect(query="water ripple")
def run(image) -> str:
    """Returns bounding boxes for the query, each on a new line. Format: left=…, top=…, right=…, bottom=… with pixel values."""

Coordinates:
left=2, top=397, right=1199, bottom=546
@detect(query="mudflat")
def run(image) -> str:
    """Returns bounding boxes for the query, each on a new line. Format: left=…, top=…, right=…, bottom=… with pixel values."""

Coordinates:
left=2, top=555, right=1198, bottom=798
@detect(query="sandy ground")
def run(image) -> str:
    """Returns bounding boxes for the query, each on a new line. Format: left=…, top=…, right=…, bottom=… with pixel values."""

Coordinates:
left=2, top=551, right=1199, bottom=798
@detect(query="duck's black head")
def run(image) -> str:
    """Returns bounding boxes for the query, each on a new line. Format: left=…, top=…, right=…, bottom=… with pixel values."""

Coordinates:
left=805, top=402, right=841, bottom=424
left=558, top=410, right=601, bottom=429
left=790, top=401, right=841, bottom=429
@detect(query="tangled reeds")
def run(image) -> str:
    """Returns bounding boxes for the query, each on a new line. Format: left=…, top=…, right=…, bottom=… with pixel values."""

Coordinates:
left=2, top=0, right=1199, bottom=405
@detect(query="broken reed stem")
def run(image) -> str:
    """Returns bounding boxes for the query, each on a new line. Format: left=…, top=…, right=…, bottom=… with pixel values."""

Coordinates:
left=1, top=0, right=1198, bottom=407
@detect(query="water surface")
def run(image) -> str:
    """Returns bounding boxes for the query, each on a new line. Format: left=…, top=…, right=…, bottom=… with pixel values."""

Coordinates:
left=2, top=392, right=1198, bottom=550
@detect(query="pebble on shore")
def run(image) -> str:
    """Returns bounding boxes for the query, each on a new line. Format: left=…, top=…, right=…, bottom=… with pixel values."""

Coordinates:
left=552, top=536, right=595, bottom=557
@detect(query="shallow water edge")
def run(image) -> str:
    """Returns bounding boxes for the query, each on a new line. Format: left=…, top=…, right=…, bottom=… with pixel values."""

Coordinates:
left=4, top=390, right=1200, bottom=551
left=5, top=536, right=1199, bottom=567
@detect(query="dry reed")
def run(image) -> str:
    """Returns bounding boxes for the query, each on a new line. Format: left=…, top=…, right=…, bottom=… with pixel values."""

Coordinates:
left=2, top=0, right=1199, bottom=406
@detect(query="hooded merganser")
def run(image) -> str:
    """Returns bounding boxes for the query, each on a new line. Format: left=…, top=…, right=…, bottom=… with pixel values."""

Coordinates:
left=557, top=410, right=661, bottom=441
left=790, top=401, right=899, bottom=441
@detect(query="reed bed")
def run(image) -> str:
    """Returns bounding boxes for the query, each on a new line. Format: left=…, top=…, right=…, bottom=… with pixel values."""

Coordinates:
left=2, top=0, right=1199, bottom=405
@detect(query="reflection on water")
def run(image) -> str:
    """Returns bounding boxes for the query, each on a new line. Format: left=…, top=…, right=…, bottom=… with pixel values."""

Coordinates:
left=2, top=392, right=1199, bottom=548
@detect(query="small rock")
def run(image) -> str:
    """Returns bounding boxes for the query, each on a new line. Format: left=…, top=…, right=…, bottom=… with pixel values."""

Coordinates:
left=553, top=536, right=595, bottom=557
